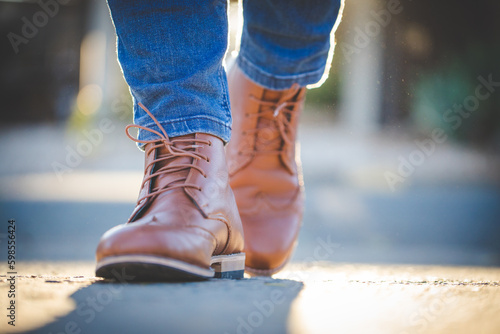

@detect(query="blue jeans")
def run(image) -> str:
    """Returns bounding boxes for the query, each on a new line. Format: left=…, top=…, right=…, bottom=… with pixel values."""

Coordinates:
left=107, top=0, right=342, bottom=144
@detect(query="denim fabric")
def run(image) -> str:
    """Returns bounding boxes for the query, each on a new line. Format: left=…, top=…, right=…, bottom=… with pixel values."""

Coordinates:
left=107, top=0, right=232, bottom=143
left=107, top=0, right=342, bottom=144
left=239, top=0, right=342, bottom=90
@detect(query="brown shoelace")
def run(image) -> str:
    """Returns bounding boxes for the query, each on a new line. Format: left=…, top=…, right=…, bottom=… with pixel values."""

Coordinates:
left=125, top=102, right=211, bottom=205
left=245, top=84, right=302, bottom=155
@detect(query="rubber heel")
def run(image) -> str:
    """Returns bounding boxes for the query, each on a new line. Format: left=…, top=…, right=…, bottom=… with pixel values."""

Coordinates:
left=210, top=253, right=245, bottom=279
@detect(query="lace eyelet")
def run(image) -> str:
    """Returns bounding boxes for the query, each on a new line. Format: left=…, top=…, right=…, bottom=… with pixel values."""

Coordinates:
left=208, top=141, right=212, bottom=146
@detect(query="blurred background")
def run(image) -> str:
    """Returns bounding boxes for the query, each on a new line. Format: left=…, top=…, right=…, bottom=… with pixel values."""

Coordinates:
left=0, top=0, right=499, bottom=266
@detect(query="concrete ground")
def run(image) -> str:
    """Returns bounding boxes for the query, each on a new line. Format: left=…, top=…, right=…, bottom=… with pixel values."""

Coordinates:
left=0, top=113, right=499, bottom=333
left=0, top=262, right=499, bottom=334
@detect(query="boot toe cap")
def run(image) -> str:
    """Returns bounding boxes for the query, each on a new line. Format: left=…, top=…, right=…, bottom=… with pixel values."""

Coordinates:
left=96, top=222, right=216, bottom=269
left=242, top=212, right=301, bottom=274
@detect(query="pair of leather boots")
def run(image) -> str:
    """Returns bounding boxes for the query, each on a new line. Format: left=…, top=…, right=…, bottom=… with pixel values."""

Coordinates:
left=95, top=65, right=306, bottom=281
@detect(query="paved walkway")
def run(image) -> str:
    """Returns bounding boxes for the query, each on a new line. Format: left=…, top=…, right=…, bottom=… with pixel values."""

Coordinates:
left=0, top=262, right=499, bottom=334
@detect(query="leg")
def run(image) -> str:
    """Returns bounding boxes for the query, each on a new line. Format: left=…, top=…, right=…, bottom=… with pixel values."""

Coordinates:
left=239, top=0, right=343, bottom=89
left=108, top=0, right=232, bottom=143
left=95, top=0, right=245, bottom=281
left=227, top=0, right=343, bottom=275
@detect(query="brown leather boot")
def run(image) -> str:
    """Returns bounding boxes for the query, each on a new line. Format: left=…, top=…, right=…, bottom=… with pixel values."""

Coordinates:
left=96, top=103, right=245, bottom=281
left=226, top=65, right=306, bottom=276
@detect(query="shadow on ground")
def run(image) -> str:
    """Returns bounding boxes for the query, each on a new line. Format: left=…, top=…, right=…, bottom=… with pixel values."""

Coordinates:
left=24, top=275, right=303, bottom=334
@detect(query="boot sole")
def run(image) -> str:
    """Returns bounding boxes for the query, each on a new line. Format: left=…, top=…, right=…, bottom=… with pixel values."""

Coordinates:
left=95, top=253, right=245, bottom=282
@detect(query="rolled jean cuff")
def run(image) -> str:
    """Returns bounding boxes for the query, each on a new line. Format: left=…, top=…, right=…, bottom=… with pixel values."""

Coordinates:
left=236, top=53, right=328, bottom=91
left=137, top=116, right=232, bottom=148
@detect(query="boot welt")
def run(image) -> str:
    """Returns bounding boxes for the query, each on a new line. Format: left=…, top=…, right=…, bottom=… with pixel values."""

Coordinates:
left=95, top=253, right=245, bottom=282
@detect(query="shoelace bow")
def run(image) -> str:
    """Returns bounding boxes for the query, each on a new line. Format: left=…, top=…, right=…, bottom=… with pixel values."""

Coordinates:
left=245, top=84, right=302, bottom=154
left=125, top=102, right=211, bottom=205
